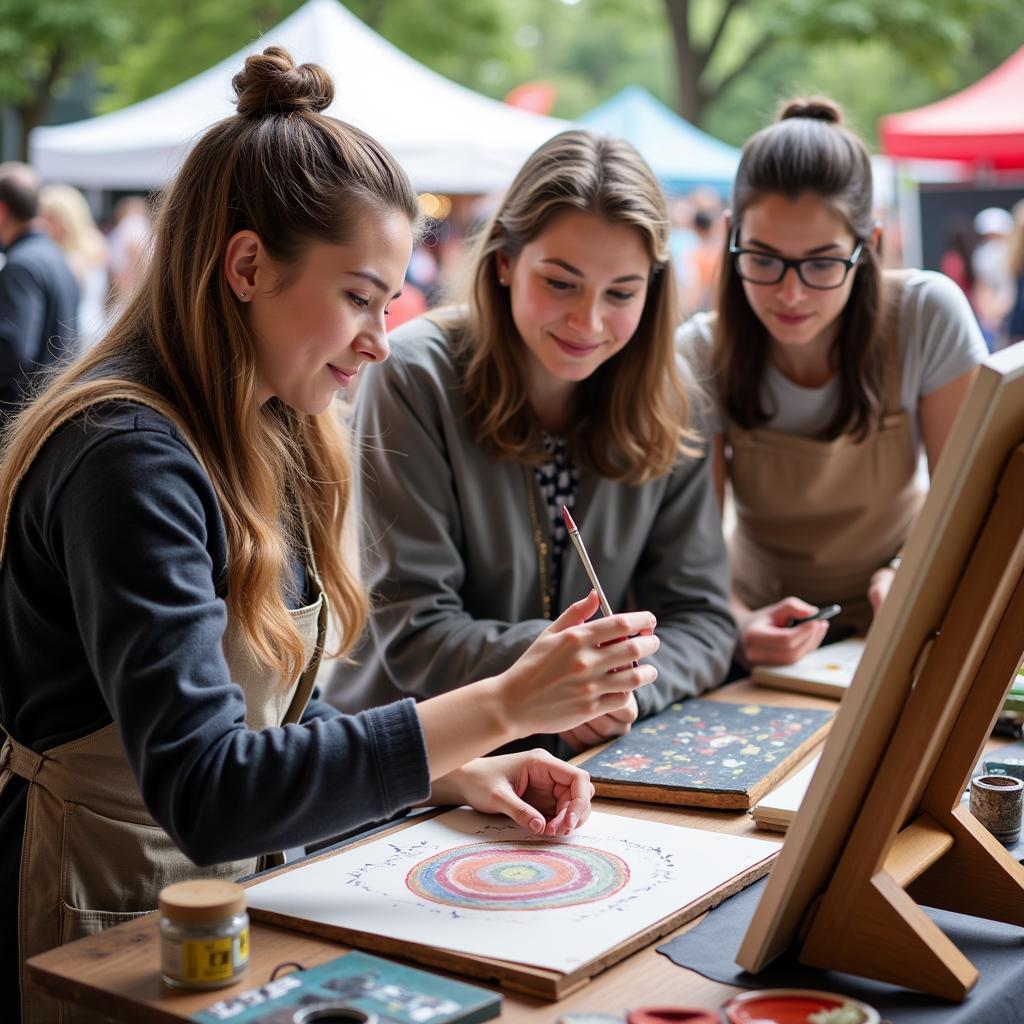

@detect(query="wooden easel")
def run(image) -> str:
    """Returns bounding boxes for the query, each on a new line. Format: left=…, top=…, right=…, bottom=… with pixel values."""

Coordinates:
left=797, top=444, right=1024, bottom=1001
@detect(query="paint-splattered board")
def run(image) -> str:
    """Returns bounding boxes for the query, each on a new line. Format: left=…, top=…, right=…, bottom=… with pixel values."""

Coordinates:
left=246, top=808, right=777, bottom=1000
left=577, top=698, right=834, bottom=809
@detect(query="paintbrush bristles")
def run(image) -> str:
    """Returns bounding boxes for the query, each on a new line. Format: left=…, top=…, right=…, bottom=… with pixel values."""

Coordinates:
left=561, top=505, right=577, bottom=533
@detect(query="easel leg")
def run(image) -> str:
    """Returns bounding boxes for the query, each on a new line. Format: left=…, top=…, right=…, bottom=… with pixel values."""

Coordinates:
left=800, top=870, right=978, bottom=1001
left=909, top=805, right=1024, bottom=924
left=797, top=451, right=1024, bottom=1001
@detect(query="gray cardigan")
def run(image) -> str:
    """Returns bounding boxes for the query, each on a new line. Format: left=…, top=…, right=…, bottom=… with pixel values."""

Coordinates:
left=323, top=317, right=736, bottom=727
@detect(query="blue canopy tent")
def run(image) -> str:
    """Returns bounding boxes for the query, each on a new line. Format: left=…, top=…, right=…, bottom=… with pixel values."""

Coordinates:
left=578, top=86, right=739, bottom=196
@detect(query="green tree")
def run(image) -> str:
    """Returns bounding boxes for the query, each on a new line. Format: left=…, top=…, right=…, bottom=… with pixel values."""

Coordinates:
left=0, top=0, right=127, bottom=159
left=10, top=0, right=1024, bottom=174
left=348, top=0, right=510, bottom=91
left=662, top=0, right=1023, bottom=126
left=99, top=0, right=304, bottom=112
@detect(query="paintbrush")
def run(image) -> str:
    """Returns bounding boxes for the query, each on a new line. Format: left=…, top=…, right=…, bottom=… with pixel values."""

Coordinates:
left=562, top=505, right=638, bottom=670
left=562, top=505, right=614, bottom=617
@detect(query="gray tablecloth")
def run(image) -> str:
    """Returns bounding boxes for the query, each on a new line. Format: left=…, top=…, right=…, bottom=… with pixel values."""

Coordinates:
left=658, top=877, right=1024, bottom=1023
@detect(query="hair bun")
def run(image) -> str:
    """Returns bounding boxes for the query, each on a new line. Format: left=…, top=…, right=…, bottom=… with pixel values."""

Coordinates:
left=232, top=46, right=333, bottom=117
left=777, top=96, right=843, bottom=126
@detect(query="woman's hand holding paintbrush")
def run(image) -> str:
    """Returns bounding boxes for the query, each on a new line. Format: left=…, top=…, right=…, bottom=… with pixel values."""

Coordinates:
left=489, top=591, right=659, bottom=738
left=558, top=506, right=655, bottom=751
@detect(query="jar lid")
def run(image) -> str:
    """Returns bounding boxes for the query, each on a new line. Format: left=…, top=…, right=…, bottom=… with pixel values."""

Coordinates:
left=159, top=880, right=246, bottom=923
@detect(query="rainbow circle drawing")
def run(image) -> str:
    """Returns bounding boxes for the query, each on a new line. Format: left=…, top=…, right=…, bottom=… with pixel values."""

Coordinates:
left=405, top=841, right=630, bottom=910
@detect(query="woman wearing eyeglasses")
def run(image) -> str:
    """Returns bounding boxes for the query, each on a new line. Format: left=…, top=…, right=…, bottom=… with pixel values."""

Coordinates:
left=679, top=97, right=986, bottom=668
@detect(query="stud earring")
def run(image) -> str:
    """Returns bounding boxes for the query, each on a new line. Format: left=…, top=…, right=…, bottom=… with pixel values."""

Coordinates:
left=239, top=290, right=248, bottom=300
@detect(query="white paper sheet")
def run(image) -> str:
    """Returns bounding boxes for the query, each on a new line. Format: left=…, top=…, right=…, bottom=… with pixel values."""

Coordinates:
left=754, top=638, right=865, bottom=694
left=246, top=808, right=777, bottom=972
left=752, top=754, right=821, bottom=828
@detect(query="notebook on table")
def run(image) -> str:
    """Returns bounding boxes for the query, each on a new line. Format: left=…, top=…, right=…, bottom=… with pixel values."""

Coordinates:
left=750, top=754, right=821, bottom=832
left=751, top=638, right=866, bottom=700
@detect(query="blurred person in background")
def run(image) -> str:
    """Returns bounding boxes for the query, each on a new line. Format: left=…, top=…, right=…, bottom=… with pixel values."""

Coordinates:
left=680, top=198, right=725, bottom=316
left=938, top=217, right=977, bottom=308
left=106, top=195, right=153, bottom=312
left=1006, top=199, right=1024, bottom=347
left=407, top=244, right=440, bottom=303
left=669, top=194, right=697, bottom=304
left=39, top=184, right=110, bottom=351
left=972, top=206, right=1014, bottom=350
left=0, top=162, right=79, bottom=422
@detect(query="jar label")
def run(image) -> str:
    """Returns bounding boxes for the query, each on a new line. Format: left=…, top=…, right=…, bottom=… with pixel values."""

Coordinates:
left=177, top=928, right=250, bottom=983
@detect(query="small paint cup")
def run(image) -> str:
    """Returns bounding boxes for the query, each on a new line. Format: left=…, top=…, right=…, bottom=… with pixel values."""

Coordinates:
left=292, top=1006, right=378, bottom=1024
left=970, top=773, right=1024, bottom=844
left=628, top=1008, right=719, bottom=1024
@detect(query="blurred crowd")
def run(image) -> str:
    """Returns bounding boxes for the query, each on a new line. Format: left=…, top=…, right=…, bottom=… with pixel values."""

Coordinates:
left=402, top=187, right=733, bottom=327
left=6, top=172, right=1023, bottom=385
left=38, top=189, right=155, bottom=349
left=940, top=202, right=1024, bottom=350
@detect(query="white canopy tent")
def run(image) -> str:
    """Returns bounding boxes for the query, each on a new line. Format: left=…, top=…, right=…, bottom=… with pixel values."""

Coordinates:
left=30, top=0, right=568, bottom=194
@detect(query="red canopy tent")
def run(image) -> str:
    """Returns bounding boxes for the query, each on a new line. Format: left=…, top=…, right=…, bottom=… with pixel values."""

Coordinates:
left=880, top=46, right=1024, bottom=170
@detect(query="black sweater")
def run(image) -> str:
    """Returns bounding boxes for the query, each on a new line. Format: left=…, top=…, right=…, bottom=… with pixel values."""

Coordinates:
left=0, top=402, right=430, bottom=1006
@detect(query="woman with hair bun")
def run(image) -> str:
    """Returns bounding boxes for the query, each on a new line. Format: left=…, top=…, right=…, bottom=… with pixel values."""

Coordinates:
left=325, top=130, right=736, bottom=751
left=0, top=50, right=656, bottom=1022
left=679, top=97, right=986, bottom=669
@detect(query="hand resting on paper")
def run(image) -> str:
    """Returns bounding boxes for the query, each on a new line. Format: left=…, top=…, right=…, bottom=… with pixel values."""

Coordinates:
left=428, top=749, right=595, bottom=837
left=494, top=591, right=659, bottom=737
left=740, top=596, right=829, bottom=667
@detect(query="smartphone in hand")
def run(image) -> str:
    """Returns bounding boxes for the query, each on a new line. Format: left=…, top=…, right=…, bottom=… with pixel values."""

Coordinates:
left=786, top=603, right=841, bottom=628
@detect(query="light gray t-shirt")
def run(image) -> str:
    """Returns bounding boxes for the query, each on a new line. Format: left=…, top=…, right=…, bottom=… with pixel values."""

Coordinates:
left=678, top=270, right=987, bottom=452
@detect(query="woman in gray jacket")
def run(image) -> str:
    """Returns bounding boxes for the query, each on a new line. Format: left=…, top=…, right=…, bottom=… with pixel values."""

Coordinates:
left=326, top=130, right=736, bottom=752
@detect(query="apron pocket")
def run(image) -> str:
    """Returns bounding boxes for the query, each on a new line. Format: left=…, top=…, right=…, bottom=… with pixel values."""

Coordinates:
left=59, top=801, right=254, bottom=935
left=59, top=801, right=199, bottom=926
left=58, top=900, right=152, bottom=943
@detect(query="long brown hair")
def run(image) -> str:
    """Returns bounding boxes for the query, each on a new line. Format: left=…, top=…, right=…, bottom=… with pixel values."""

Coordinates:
left=713, top=97, right=886, bottom=441
left=0, top=47, right=419, bottom=681
left=453, top=129, right=697, bottom=483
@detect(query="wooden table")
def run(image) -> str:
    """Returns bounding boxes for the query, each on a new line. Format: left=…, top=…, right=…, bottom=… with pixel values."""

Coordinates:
left=18, top=682, right=886, bottom=1021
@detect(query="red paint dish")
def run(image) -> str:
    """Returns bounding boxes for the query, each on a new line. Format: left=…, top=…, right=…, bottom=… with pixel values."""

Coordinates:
left=722, top=988, right=881, bottom=1024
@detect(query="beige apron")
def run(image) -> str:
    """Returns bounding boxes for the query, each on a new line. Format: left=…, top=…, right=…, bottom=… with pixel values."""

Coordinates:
left=726, top=271, right=922, bottom=637
left=0, top=393, right=328, bottom=1024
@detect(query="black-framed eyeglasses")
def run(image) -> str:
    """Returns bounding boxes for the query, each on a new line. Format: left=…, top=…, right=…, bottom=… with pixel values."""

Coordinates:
left=729, top=226, right=864, bottom=290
